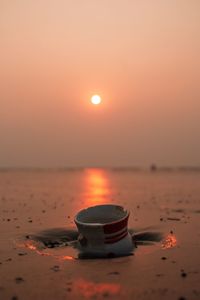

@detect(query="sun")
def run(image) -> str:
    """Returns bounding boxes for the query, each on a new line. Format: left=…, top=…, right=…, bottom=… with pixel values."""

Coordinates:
left=91, top=95, right=102, bottom=105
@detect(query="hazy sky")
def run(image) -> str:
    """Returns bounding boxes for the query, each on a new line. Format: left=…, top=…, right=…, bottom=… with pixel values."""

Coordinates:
left=0, top=0, right=200, bottom=167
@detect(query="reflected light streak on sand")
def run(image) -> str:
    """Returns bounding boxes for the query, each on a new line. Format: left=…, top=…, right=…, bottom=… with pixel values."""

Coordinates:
left=75, top=278, right=121, bottom=298
left=17, top=241, right=74, bottom=261
left=83, top=169, right=111, bottom=206
left=162, top=234, right=177, bottom=249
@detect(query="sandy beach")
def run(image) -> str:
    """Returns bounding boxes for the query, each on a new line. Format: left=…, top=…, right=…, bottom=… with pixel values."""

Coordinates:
left=0, top=168, right=200, bottom=300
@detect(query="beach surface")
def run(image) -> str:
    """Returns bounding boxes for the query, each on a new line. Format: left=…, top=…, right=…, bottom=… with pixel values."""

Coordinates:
left=0, top=169, right=200, bottom=300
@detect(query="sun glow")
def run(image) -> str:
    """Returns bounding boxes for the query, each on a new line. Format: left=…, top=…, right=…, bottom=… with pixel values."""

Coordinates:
left=91, top=95, right=102, bottom=105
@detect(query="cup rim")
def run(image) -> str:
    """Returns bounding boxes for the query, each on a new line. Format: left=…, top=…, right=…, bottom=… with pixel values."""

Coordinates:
left=74, top=204, right=130, bottom=227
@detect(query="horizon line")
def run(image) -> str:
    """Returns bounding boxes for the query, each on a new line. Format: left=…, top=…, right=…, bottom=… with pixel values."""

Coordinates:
left=0, top=165, right=200, bottom=171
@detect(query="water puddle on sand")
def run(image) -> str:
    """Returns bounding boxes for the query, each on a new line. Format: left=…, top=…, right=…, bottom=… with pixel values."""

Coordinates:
left=16, top=226, right=177, bottom=260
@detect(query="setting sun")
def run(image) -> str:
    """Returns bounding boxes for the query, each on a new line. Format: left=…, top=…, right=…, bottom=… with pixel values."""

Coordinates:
left=91, top=95, right=102, bottom=105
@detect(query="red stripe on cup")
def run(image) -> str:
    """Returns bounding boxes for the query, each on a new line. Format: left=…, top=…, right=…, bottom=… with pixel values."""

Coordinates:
left=105, top=228, right=128, bottom=240
left=103, top=214, right=129, bottom=234
left=105, top=231, right=128, bottom=244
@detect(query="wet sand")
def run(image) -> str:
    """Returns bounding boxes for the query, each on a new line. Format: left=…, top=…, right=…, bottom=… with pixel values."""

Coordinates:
left=0, top=169, right=200, bottom=300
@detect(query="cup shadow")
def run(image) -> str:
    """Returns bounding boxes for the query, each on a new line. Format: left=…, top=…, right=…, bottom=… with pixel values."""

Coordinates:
left=25, top=226, right=164, bottom=259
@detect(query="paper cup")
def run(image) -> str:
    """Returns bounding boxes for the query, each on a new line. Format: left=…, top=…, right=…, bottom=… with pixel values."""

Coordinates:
left=74, top=204, right=134, bottom=257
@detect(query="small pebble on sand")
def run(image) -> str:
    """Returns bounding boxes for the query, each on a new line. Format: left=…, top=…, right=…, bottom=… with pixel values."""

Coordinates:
left=15, top=277, right=24, bottom=284
left=161, top=257, right=167, bottom=260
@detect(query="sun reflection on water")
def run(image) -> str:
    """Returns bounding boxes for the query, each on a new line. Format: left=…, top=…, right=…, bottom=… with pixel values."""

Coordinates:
left=75, top=278, right=122, bottom=298
left=162, top=234, right=177, bottom=249
left=17, top=240, right=74, bottom=261
left=83, top=169, right=111, bottom=206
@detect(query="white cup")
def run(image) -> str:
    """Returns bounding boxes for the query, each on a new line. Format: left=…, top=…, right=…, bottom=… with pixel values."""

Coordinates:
left=74, top=204, right=134, bottom=257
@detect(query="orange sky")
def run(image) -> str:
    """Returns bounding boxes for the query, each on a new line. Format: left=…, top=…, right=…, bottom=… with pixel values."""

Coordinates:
left=0, top=0, right=200, bottom=167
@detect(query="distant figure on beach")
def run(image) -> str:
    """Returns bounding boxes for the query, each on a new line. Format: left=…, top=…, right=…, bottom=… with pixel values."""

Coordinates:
left=150, top=164, right=157, bottom=172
